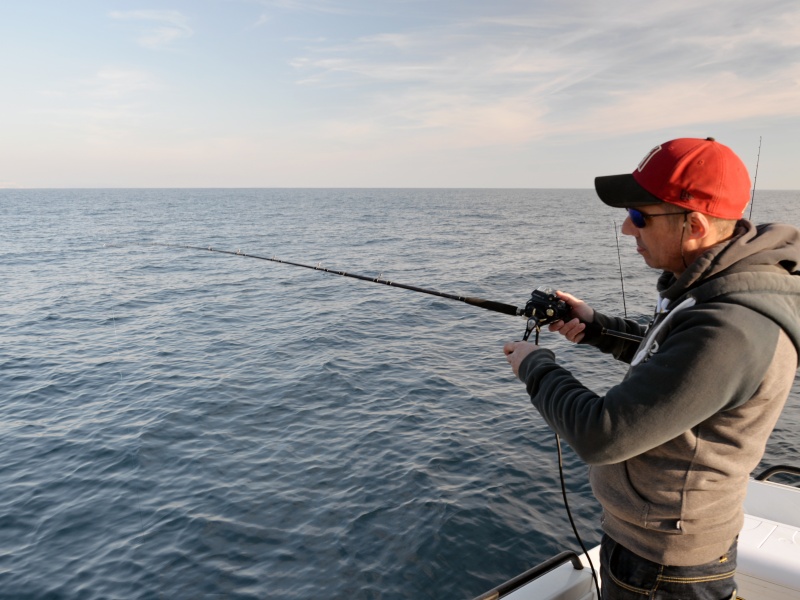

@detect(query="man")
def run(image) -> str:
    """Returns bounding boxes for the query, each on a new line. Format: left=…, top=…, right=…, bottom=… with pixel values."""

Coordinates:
left=503, top=137, right=800, bottom=600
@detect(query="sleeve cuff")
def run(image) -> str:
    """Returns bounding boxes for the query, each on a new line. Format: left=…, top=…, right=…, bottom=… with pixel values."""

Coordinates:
left=518, top=347, right=557, bottom=382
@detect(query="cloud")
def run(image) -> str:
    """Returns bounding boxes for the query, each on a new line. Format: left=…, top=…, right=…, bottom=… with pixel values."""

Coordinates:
left=285, top=17, right=593, bottom=149
left=109, top=10, right=193, bottom=49
left=313, top=93, right=548, bottom=150
left=283, top=0, right=800, bottom=150
left=563, top=67, right=800, bottom=137
left=252, top=13, right=271, bottom=27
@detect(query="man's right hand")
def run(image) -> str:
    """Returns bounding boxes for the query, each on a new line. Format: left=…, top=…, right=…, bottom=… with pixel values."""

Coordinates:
left=548, top=291, right=593, bottom=344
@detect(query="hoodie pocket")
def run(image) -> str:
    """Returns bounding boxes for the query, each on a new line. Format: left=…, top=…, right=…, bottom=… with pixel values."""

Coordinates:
left=591, top=463, right=683, bottom=533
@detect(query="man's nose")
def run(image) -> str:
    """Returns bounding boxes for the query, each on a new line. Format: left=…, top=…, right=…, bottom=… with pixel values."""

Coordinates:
left=620, top=215, right=637, bottom=236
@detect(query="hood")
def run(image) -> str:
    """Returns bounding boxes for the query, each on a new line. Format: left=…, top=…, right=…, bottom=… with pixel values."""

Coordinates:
left=657, top=220, right=800, bottom=353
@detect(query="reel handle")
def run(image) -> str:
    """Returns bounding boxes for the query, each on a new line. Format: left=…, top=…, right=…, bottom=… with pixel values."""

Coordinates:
left=522, top=318, right=539, bottom=342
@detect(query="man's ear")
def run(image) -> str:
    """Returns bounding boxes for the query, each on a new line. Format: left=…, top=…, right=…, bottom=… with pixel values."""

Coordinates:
left=684, top=211, right=711, bottom=241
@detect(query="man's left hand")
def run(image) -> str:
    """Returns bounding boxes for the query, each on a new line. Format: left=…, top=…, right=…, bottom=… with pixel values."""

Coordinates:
left=503, top=341, right=542, bottom=379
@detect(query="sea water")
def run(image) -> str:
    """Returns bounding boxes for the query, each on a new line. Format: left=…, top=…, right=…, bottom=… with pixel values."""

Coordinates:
left=1, top=189, right=798, bottom=599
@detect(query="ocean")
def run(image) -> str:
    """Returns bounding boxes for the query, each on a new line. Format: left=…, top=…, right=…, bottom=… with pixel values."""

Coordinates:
left=1, top=188, right=798, bottom=599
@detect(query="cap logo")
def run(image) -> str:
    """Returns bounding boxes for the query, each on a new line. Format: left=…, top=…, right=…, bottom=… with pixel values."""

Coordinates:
left=637, top=145, right=662, bottom=172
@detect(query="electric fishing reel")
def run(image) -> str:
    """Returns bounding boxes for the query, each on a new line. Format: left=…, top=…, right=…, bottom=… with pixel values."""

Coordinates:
left=521, top=286, right=570, bottom=342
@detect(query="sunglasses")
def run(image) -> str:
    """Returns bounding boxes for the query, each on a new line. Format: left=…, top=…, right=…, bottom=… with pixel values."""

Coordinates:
left=627, top=208, right=690, bottom=229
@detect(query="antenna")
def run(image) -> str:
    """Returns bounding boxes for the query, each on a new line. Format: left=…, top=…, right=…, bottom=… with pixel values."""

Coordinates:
left=749, top=136, right=762, bottom=221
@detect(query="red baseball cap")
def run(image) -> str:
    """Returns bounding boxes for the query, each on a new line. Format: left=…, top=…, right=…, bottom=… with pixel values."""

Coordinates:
left=594, top=137, right=752, bottom=219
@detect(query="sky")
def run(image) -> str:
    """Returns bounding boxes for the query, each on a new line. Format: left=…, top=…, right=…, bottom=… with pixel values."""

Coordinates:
left=1, top=0, right=799, bottom=189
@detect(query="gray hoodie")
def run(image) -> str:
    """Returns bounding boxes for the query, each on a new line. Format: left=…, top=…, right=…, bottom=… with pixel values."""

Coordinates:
left=518, top=220, right=800, bottom=566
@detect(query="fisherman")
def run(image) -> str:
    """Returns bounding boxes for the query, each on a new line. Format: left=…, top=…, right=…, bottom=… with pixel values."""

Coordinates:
left=503, top=137, right=800, bottom=600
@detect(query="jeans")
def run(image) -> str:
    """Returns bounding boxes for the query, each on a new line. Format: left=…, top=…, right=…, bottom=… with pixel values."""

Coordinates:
left=600, top=534, right=738, bottom=600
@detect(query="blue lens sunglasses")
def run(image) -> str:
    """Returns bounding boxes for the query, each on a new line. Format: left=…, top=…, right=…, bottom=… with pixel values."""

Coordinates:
left=627, top=208, right=690, bottom=228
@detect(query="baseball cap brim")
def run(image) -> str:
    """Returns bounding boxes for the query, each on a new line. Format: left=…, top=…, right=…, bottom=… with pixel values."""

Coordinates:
left=594, top=174, right=664, bottom=208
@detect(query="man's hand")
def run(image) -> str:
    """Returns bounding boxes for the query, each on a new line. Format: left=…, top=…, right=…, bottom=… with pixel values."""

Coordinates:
left=503, top=341, right=541, bottom=379
left=548, top=291, right=593, bottom=344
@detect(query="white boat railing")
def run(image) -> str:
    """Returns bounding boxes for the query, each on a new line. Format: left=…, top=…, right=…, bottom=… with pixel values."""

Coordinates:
left=473, top=551, right=586, bottom=600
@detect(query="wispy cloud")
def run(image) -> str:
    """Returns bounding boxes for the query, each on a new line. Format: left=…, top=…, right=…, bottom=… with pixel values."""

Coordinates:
left=566, top=67, right=800, bottom=137
left=286, top=21, right=593, bottom=148
left=109, top=10, right=193, bottom=49
left=284, top=1, right=800, bottom=149
left=252, top=13, right=271, bottom=28
left=248, top=0, right=360, bottom=15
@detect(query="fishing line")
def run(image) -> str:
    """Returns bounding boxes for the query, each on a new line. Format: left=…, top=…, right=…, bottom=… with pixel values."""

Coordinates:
left=556, top=432, right=602, bottom=600
left=532, top=327, right=602, bottom=600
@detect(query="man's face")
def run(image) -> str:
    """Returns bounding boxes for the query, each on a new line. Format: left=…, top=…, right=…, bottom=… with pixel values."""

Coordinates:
left=620, top=204, right=688, bottom=273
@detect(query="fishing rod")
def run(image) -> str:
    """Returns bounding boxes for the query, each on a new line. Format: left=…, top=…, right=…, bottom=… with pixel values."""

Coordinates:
left=600, top=223, right=645, bottom=344
left=614, top=221, right=628, bottom=318
left=748, top=136, right=762, bottom=220
left=145, top=243, right=568, bottom=342
left=132, top=243, right=643, bottom=344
